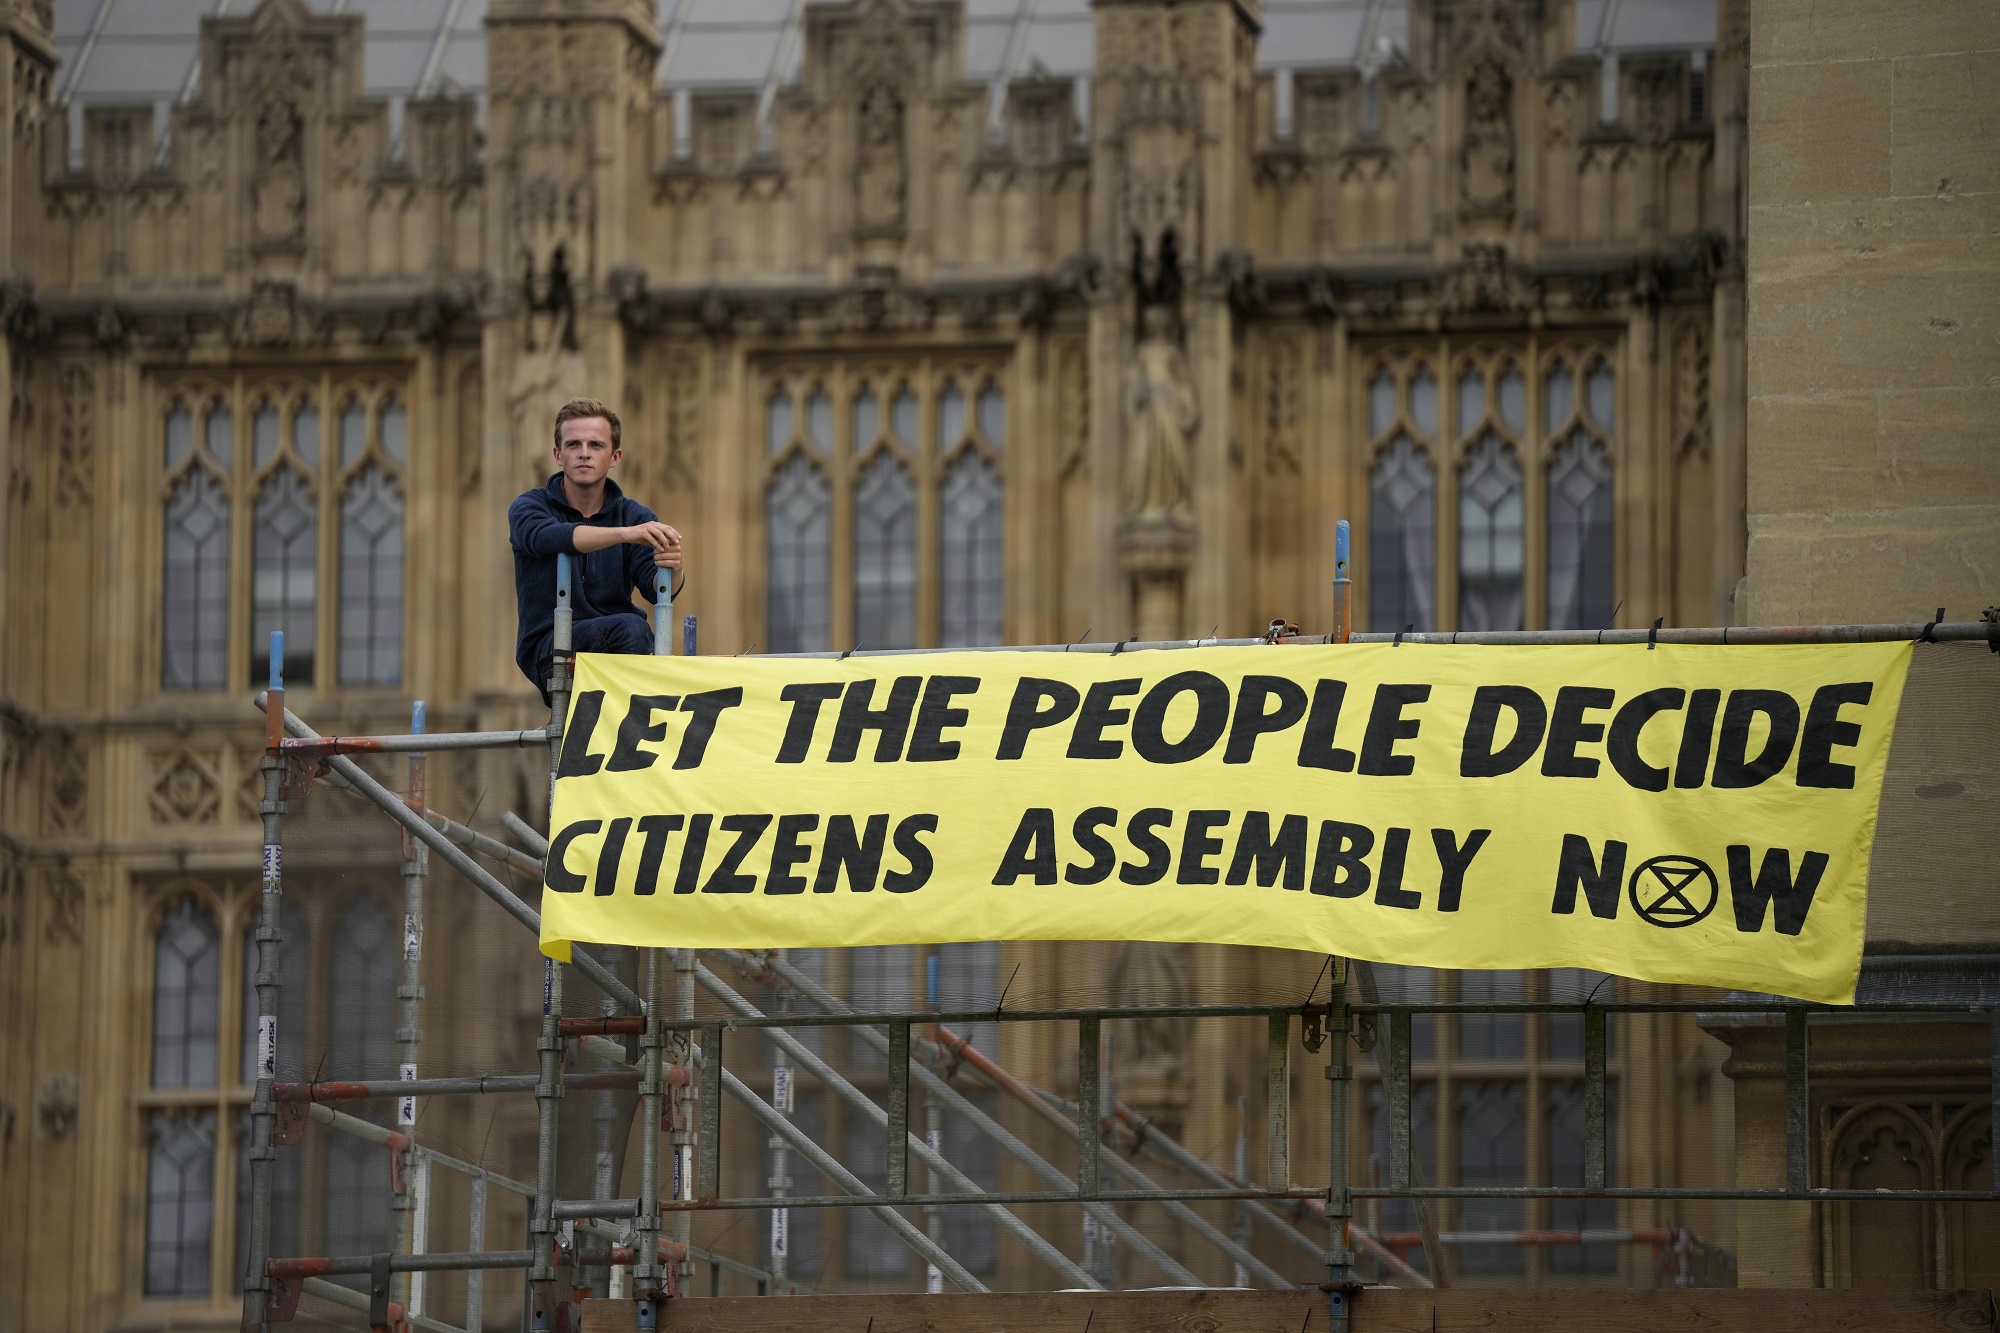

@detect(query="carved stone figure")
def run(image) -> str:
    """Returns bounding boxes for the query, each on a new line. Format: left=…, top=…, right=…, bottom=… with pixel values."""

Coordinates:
left=1460, top=54, right=1514, bottom=218
left=253, top=100, right=306, bottom=246
left=855, top=84, right=906, bottom=232
left=1123, top=305, right=1198, bottom=518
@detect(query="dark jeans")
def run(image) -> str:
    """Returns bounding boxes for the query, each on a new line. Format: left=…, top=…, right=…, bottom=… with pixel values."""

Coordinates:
left=535, top=611, right=653, bottom=703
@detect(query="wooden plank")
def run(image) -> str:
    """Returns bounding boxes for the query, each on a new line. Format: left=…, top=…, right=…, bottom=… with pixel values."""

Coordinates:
left=580, top=1288, right=1998, bottom=1333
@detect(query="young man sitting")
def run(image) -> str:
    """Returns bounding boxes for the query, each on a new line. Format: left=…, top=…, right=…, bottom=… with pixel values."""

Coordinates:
left=510, top=398, right=684, bottom=701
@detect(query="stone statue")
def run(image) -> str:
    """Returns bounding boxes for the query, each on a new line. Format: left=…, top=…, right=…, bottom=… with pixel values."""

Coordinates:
left=1460, top=54, right=1515, bottom=216
left=252, top=101, right=305, bottom=246
left=855, top=84, right=906, bottom=231
left=1123, top=303, right=1198, bottom=517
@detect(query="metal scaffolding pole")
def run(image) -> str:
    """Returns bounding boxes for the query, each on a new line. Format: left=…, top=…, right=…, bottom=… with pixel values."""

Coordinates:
left=397, top=699, right=430, bottom=1317
left=240, top=631, right=289, bottom=1333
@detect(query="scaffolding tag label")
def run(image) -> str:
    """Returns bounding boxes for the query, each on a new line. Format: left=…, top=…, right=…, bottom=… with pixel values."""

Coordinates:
left=540, top=643, right=1913, bottom=1004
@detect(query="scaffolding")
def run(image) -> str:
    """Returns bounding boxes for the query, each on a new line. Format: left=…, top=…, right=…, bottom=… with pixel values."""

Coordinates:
left=235, top=525, right=2000, bottom=1333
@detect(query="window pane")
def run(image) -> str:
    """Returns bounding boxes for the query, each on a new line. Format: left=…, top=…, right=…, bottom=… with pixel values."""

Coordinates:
left=1546, top=1080, right=1619, bottom=1273
left=1456, top=364, right=1484, bottom=438
left=1547, top=968, right=1617, bottom=1061
left=145, top=1110, right=216, bottom=1297
left=153, top=897, right=219, bottom=1088
left=766, top=455, right=831, bottom=653
left=1367, top=963, right=1435, bottom=1061
left=1365, top=1081, right=1438, bottom=1277
left=941, top=1090, right=1002, bottom=1273
left=938, top=381, right=966, bottom=445
left=293, top=402, right=319, bottom=469
left=853, top=386, right=879, bottom=447
left=1368, top=369, right=1396, bottom=438
left=1457, top=434, right=1524, bottom=632
left=339, top=398, right=367, bottom=469
left=847, top=945, right=912, bottom=1072
left=806, top=387, right=833, bottom=451
left=935, top=941, right=1001, bottom=1061
left=251, top=468, right=318, bottom=686
left=1498, top=364, right=1525, bottom=434
left=1456, top=970, right=1524, bottom=1060
left=162, top=469, right=230, bottom=690
left=322, top=897, right=398, bottom=1282
left=1408, top=366, right=1437, bottom=439
left=1586, top=361, right=1615, bottom=432
left=976, top=382, right=1004, bottom=451
left=165, top=401, right=193, bottom=469
left=253, top=400, right=280, bottom=469
left=1546, top=364, right=1575, bottom=433
left=379, top=395, right=407, bottom=468
left=766, top=387, right=794, bottom=456
left=1547, top=431, right=1615, bottom=632
left=844, top=1109, right=909, bottom=1278
left=891, top=387, right=918, bottom=447
left=1454, top=1081, right=1526, bottom=1274
left=1368, top=436, right=1435, bottom=633
left=241, top=902, right=311, bottom=1084
left=206, top=402, right=232, bottom=467
left=854, top=453, right=917, bottom=650
left=338, top=465, right=405, bottom=686
left=940, top=452, right=1004, bottom=648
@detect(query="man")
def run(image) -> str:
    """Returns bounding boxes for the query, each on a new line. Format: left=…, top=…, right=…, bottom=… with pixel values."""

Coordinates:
left=510, top=398, right=684, bottom=700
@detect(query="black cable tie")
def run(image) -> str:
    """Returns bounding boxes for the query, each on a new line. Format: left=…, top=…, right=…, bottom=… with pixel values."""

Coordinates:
left=1917, top=608, right=1944, bottom=644
left=1111, top=635, right=1137, bottom=657
left=839, top=640, right=864, bottom=661
left=1394, top=623, right=1411, bottom=647
left=1648, top=616, right=1663, bottom=650
left=1065, top=625, right=1093, bottom=654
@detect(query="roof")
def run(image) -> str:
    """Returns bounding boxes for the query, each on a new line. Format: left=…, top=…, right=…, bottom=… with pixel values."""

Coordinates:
left=51, top=0, right=1715, bottom=107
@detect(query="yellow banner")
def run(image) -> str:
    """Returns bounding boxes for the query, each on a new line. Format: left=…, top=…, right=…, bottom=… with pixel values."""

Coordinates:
left=540, top=641, right=1912, bottom=1003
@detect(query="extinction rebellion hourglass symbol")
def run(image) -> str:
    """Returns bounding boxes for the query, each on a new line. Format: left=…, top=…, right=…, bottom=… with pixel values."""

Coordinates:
left=1627, top=855, right=1720, bottom=928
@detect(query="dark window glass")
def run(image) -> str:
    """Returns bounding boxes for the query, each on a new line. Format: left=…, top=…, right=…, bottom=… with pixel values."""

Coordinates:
left=1546, top=1080, right=1619, bottom=1273
left=1454, top=1081, right=1527, bottom=1274
left=152, top=897, right=219, bottom=1088
left=338, top=465, right=405, bottom=686
left=144, top=1110, right=216, bottom=1296
left=1368, top=437, right=1435, bottom=632
left=251, top=468, right=317, bottom=685
left=163, top=468, right=230, bottom=690
left=766, top=455, right=831, bottom=653
left=1365, top=1081, right=1438, bottom=1277
left=1457, top=434, right=1524, bottom=632
left=321, top=898, right=397, bottom=1279
left=1456, top=970, right=1524, bottom=1060
left=940, top=1090, right=1001, bottom=1274
left=853, top=453, right=917, bottom=650
left=1548, top=431, right=1615, bottom=631
left=940, top=451, right=1004, bottom=647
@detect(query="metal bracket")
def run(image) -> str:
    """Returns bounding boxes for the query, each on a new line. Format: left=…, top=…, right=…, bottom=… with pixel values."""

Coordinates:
left=387, top=1141, right=407, bottom=1196
left=279, top=754, right=324, bottom=801
left=368, top=1252, right=393, bottom=1332
left=266, top=1273, right=303, bottom=1323
left=272, top=1100, right=309, bottom=1146
left=1301, top=1005, right=1329, bottom=1053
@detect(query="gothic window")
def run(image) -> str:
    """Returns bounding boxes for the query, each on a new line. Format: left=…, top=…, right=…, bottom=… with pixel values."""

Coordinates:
left=321, top=896, right=398, bottom=1270
left=762, top=367, right=1006, bottom=653
left=160, top=379, right=408, bottom=695
left=1368, top=362, right=1439, bottom=633
left=1456, top=353, right=1527, bottom=633
left=854, top=386, right=918, bottom=650
left=337, top=395, right=407, bottom=687
left=145, top=1110, right=217, bottom=1297
left=1547, top=356, right=1616, bottom=631
left=1358, top=968, right=1623, bottom=1284
left=768, top=456, right=832, bottom=654
left=162, top=400, right=230, bottom=691
left=154, top=897, right=220, bottom=1088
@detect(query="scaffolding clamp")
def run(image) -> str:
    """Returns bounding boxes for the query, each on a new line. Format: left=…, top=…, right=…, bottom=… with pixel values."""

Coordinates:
left=272, top=1100, right=310, bottom=1146
left=265, top=1272, right=304, bottom=1324
left=278, top=753, right=324, bottom=802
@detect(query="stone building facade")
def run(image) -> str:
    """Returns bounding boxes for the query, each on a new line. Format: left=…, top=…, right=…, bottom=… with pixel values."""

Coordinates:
left=0, top=0, right=1803, bottom=1326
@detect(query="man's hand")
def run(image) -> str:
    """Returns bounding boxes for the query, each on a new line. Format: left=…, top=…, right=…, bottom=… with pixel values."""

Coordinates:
left=628, top=520, right=683, bottom=570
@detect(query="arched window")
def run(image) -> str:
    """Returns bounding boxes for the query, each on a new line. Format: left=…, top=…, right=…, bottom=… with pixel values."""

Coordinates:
left=854, top=453, right=917, bottom=650
left=1457, top=434, right=1525, bottom=632
left=1369, top=436, right=1436, bottom=633
left=1455, top=1080, right=1528, bottom=1274
left=251, top=415, right=317, bottom=685
left=1547, top=358, right=1616, bottom=631
left=145, top=1110, right=216, bottom=1296
left=767, top=455, right=831, bottom=654
left=335, top=394, right=405, bottom=687
left=940, top=453, right=1003, bottom=648
left=322, top=897, right=398, bottom=1271
left=152, top=897, right=219, bottom=1088
left=163, top=400, right=230, bottom=691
